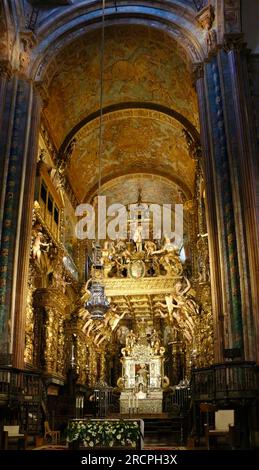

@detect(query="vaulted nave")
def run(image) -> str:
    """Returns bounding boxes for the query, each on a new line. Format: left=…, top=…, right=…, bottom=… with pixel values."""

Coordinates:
left=0, top=0, right=259, bottom=453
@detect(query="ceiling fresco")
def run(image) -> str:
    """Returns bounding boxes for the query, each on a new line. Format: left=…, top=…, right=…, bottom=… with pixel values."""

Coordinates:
left=97, top=173, right=189, bottom=213
left=66, top=109, right=195, bottom=202
left=44, top=25, right=199, bottom=149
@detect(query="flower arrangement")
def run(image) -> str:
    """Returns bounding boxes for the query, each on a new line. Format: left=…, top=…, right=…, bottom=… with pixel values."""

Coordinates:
left=66, top=419, right=141, bottom=448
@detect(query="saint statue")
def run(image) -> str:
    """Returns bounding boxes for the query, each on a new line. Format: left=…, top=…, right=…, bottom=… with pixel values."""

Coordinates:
left=136, top=363, right=149, bottom=388
left=133, top=225, right=143, bottom=252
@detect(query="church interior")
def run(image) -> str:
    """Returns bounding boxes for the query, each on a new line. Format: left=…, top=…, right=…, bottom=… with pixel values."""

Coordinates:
left=0, top=0, right=259, bottom=451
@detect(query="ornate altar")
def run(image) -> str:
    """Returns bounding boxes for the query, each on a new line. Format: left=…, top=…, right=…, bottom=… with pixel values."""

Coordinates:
left=118, top=327, right=168, bottom=414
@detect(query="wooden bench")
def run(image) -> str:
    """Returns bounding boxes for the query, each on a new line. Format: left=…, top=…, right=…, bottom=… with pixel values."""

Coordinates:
left=3, top=426, right=27, bottom=450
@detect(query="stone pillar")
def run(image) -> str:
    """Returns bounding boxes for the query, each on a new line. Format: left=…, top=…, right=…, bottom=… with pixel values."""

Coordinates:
left=194, top=36, right=259, bottom=362
left=0, top=68, right=43, bottom=367
left=219, top=38, right=259, bottom=361
left=205, top=55, right=243, bottom=352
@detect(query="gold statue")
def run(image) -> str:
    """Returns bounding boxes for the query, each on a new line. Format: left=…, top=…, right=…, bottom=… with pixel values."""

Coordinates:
left=32, top=231, right=49, bottom=262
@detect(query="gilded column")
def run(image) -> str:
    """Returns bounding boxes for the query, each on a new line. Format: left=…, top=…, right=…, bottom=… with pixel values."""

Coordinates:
left=33, top=288, right=68, bottom=377
left=193, top=63, right=225, bottom=362
left=100, top=352, right=106, bottom=383
left=89, top=347, right=97, bottom=387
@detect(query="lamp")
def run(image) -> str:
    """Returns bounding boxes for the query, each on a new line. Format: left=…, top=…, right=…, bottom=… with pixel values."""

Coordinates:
left=85, top=0, right=110, bottom=320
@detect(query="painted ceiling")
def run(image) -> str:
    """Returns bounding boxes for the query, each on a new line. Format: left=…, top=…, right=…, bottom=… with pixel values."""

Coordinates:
left=96, top=174, right=187, bottom=208
left=44, top=24, right=198, bottom=204
left=44, top=25, right=199, bottom=148
left=67, top=110, right=195, bottom=202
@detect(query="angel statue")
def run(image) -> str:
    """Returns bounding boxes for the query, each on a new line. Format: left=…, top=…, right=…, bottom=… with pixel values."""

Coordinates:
left=32, top=231, right=49, bottom=262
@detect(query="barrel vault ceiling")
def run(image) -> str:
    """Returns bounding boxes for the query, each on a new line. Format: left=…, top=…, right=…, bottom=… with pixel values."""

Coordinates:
left=43, top=24, right=199, bottom=205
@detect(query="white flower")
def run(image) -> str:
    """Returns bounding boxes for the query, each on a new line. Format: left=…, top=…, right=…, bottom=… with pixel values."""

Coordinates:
left=89, top=441, right=94, bottom=447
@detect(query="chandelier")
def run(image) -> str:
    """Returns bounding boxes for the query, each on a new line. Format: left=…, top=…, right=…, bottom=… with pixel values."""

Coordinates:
left=85, top=243, right=110, bottom=320
left=85, top=0, right=110, bottom=320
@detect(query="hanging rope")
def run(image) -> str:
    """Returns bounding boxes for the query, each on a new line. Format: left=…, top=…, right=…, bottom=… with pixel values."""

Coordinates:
left=98, top=0, right=106, bottom=198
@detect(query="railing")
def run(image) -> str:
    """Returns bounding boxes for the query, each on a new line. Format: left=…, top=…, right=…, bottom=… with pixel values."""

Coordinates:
left=191, top=362, right=259, bottom=402
left=0, top=353, right=13, bottom=366
left=164, top=386, right=191, bottom=413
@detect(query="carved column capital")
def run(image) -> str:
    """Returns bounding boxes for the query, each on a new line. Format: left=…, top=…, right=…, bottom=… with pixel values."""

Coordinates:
left=223, top=33, right=246, bottom=53
left=19, top=30, right=37, bottom=77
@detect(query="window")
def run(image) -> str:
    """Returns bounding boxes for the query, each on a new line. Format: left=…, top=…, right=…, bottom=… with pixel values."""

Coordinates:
left=54, top=206, right=59, bottom=224
left=40, top=181, right=47, bottom=203
left=47, top=195, right=53, bottom=214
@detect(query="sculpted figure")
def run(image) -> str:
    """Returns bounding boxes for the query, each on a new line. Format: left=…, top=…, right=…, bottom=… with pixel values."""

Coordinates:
left=136, top=363, right=149, bottom=388
left=152, top=235, right=178, bottom=255
left=133, top=225, right=143, bottom=252
left=126, top=329, right=137, bottom=349
left=144, top=240, right=156, bottom=256
left=32, top=232, right=49, bottom=262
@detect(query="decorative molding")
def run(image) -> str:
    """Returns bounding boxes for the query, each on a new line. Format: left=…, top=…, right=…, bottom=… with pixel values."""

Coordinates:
left=223, top=33, right=245, bottom=53
left=182, top=128, right=202, bottom=161
left=195, top=5, right=218, bottom=56
left=19, top=30, right=37, bottom=74
left=33, top=287, right=69, bottom=310
left=192, top=62, right=204, bottom=83
left=103, top=276, right=181, bottom=297
left=196, top=5, right=215, bottom=31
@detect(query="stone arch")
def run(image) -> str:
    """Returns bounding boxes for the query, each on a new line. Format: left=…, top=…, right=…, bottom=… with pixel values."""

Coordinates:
left=84, top=171, right=192, bottom=204
left=58, top=102, right=200, bottom=158
left=29, top=1, right=207, bottom=82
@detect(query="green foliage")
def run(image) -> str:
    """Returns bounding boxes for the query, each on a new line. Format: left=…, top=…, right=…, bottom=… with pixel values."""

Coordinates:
left=66, top=419, right=141, bottom=448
